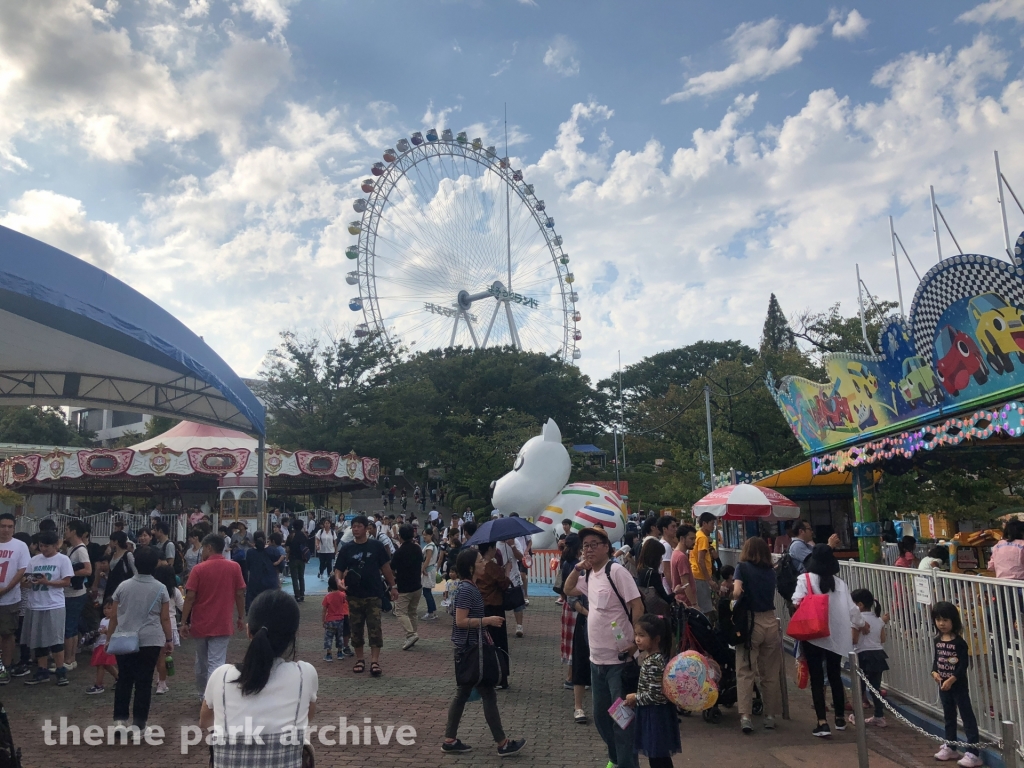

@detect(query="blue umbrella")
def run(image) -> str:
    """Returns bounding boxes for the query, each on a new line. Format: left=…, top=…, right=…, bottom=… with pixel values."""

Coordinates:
left=464, top=516, right=544, bottom=546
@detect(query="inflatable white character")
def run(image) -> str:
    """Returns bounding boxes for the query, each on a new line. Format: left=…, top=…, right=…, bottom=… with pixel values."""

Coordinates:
left=490, top=419, right=627, bottom=550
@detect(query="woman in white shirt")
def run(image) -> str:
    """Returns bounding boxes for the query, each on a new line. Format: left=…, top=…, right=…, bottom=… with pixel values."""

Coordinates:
left=201, top=590, right=317, bottom=767
left=421, top=527, right=438, bottom=620
left=314, top=519, right=337, bottom=580
left=791, top=544, right=865, bottom=739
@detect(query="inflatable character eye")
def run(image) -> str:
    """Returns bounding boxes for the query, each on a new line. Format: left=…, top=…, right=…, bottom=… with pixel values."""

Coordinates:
left=513, top=454, right=525, bottom=471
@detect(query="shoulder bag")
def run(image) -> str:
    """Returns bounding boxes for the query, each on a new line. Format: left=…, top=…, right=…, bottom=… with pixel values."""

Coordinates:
left=495, top=546, right=525, bottom=611
left=786, top=573, right=831, bottom=641
left=454, top=618, right=504, bottom=688
left=107, top=586, right=165, bottom=655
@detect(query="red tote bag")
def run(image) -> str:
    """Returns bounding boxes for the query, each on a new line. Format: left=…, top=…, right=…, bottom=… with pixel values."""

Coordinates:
left=786, top=573, right=830, bottom=641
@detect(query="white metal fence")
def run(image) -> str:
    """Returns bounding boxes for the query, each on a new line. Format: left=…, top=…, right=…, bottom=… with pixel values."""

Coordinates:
left=834, top=561, right=1023, bottom=757
left=14, top=511, right=187, bottom=543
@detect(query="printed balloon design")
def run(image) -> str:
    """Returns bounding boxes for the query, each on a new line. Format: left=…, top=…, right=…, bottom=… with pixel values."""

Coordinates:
left=662, top=651, right=719, bottom=712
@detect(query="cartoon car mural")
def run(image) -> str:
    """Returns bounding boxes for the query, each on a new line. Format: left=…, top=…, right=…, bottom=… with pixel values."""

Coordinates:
left=811, top=391, right=852, bottom=430
left=933, top=325, right=989, bottom=397
left=968, top=292, right=1024, bottom=375
left=898, top=356, right=944, bottom=408
left=844, top=361, right=878, bottom=399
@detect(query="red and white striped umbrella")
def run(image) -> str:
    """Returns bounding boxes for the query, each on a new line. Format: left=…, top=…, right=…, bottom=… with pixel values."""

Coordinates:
left=692, top=484, right=800, bottom=520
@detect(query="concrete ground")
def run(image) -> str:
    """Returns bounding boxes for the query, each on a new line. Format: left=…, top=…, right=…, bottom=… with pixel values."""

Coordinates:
left=3, top=582, right=956, bottom=768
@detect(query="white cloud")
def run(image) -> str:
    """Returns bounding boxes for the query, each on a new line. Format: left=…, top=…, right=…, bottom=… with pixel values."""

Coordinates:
left=422, top=102, right=462, bottom=130
left=958, top=0, right=1024, bottom=24
left=832, top=9, right=870, bottom=39
left=663, top=18, right=821, bottom=102
left=543, top=34, right=580, bottom=77
left=491, top=41, right=517, bottom=77
left=0, top=190, right=129, bottom=271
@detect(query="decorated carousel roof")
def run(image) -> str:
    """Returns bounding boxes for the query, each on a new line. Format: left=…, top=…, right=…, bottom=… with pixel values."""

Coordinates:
left=0, top=421, right=378, bottom=496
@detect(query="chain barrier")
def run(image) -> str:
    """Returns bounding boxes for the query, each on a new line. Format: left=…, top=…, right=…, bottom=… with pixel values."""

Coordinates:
left=853, top=667, right=1018, bottom=755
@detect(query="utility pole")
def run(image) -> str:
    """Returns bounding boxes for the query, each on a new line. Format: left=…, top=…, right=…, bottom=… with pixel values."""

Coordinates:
left=613, top=426, right=620, bottom=495
left=618, top=350, right=626, bottom=473
left=704, top=385, right=715, bottom=490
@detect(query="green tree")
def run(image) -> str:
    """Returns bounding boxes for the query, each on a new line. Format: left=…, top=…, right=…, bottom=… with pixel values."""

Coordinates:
left=760, top=293, right=797, bottom=354
left=793, top=298, right=899, bottom=362
left=0, top=407, right=94, bottom=446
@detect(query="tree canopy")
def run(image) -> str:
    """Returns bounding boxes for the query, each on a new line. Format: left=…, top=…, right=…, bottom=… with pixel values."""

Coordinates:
left=0, top=407, right=93, bottom=446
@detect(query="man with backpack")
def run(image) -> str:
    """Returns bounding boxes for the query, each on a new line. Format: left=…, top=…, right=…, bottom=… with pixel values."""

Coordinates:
left=563, top=526, right=643, bottom=768
left=152, top=522, right=176, bottom=569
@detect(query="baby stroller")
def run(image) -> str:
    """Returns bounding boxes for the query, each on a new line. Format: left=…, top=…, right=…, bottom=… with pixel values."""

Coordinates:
left=676, top=604, right=761, bottom=724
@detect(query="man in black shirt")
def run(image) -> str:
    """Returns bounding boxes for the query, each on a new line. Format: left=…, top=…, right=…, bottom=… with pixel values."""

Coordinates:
left=333, top=515, right=399, bottom=676
left=286, top=521, right=309, bottom=602
left=390, top=525, right=424, bottom=650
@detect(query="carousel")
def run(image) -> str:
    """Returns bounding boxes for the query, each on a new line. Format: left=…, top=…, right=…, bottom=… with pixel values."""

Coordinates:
left=0, top=421, right=379, bottom=527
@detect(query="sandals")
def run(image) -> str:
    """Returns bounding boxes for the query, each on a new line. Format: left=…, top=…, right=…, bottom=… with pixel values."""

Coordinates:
left=370, top=662, right=382, bottom=677
left=353, top=660, right=365, bottom=673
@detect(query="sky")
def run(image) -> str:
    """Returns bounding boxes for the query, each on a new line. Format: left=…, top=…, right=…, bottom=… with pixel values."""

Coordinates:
left=5, top=0, right=1024, bottom=385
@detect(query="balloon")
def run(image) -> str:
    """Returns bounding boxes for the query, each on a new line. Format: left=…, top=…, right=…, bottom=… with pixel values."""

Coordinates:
left=662, top=651, right=720, bottom=712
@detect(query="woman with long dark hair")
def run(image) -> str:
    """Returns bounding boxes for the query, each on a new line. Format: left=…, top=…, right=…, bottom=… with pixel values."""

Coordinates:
left=636, top=538, right=673, bottom=611
left=200, top=590, right=317, bottom=767
left=791, top=543, right=865, bottom=738
left=442, top=548, right=526, bottom=757
left=474, top=541, right=511, bottom=689
left=732, top=536, right=782, bottom=733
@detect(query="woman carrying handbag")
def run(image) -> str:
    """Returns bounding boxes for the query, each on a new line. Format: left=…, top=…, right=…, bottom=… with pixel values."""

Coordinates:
left=442, top=548, right=526, bottom=757
left=790, top=544, right=866, bottom=738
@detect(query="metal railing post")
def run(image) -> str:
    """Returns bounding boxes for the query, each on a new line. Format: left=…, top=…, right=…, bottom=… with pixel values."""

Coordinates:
left=779, top=625, right=790, bottom=720
left=850, top=651, right=869, bottom=768
left=1001, top=721, right=1018, bottom=768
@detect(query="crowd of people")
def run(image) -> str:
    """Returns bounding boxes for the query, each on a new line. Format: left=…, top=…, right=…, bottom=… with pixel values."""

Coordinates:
left=2, top=504, right=1022, bottom=768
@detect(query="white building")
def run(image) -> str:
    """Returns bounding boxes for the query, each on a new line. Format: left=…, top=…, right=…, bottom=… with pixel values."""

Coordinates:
left=68, top=408, right=153, bottom=446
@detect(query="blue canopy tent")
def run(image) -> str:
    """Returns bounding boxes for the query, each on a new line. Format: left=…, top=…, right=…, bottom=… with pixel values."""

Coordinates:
left=0, top=224, right=267, bottom=511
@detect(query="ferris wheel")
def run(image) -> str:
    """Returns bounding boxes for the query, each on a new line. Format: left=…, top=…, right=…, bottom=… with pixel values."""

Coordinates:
left=346, top=128, right=581, bottom=362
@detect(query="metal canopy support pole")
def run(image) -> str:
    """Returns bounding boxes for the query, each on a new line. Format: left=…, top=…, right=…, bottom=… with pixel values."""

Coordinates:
left=612, top=426, right=620, bottom=495
left=856, top=264, right=873, bottom=354
left=257, top=435, right=266, bottom=532
left=930, top=185, right=943, bottom=262
left=890, top=216, right=905, bottom=319
left=852, top=465, right=881, bottom=563
left=482, top=300, right=501, bottom=347
left=704, top=385, right=716, bottom=490
left=996, top=151, right=1013, bottom=260
left=850, top=652, right=870, bottom=768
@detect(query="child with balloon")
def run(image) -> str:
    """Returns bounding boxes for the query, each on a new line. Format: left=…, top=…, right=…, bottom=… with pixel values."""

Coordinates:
left=623, top=614, right=681, bottom=768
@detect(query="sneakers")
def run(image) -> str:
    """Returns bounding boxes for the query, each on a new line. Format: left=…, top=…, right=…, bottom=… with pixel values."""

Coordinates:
left=0, top=670, right=9, bottom=686
left=421, top=613, right=438, bottom=621
left=834, top=717, right=846, bottom=731
left=47, top=660, right=56, bottom=672
left=86, top=685, right=105, bottom=694
left=63, top=661, right=77, bottom=671
left=25, top=669, right=49, bottom=686
left=812, top=722, right=831, bottom=738
left=849, top=713, right=887, bottom=728
left=956, top=754, right=984, bottom=768
left=341, top=646, right=355, bottom=657
left=323, top=652, right=333, bottom=662
left=515, top=625, right=524, bottom=638
left=555, top=598, right=564, bottom=605
left=497, top=738, right=526, bottom=757
left=155, top=681, right=169, bottom=695
left=573, top=708, right=587, bottom=724
left=10, top=664, right=32, bottom=678
left=55, top=671, right=69, bottom=686
left=563, top=680, right=573, bottom=690
left=523, top=599, right=530, bottom=606
left=441, top=739, right=472, bottom=753
left=763, top=716, right=776, bottom=730
left=935, top=745, right=960, bottom=761
left=403, top=635, right=419, bottom=651
left=441, top=599, right=451, bottom=608
left=740, top=715, right=753, bottom=734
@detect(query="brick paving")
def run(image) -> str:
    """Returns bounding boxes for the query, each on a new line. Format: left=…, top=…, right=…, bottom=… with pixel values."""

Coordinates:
left=4, top=585, right=952, bottom=768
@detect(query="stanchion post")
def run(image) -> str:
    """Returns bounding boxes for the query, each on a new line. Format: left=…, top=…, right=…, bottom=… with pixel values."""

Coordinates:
left=779, top=626, right=790, bottom=720
left=1001, top=721, right=1018, bottom=768
left=849, top=651, right=869, bottom=768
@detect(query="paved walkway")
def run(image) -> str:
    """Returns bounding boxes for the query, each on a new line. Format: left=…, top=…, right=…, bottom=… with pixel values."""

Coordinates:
left=5, top=594, right=949, bottom=767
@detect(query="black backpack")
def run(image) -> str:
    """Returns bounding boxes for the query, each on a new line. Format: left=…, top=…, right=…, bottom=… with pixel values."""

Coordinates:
left=0, top=701, right=22, bottom=768
left=775, top=553, right=798, bottom=601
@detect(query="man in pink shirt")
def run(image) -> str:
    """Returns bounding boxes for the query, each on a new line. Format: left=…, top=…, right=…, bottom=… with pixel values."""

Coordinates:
left=181, top=534, right=246, bottom=698
left=563, top=527, right=643, bottom=768
left=670, top=524, right=697, bottom=606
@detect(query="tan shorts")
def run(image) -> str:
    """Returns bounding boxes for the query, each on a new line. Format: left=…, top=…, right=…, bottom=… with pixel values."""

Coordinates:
left=0, top=604, right=19, bottom=637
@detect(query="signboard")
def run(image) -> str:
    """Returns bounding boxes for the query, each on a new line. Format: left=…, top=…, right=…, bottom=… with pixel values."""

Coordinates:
left=914, top=575, right=933, bottom=605
left=769, top=244, right=1024, bottom=456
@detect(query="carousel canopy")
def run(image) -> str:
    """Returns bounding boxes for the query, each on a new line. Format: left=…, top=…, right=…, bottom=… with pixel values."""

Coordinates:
left=0, top=225, right=264, bottom=435
left=0, top=421, right=378, bottom=496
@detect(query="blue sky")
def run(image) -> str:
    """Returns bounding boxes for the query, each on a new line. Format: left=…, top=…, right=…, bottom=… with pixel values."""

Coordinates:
left=4, top=0, right=1024, bottom=382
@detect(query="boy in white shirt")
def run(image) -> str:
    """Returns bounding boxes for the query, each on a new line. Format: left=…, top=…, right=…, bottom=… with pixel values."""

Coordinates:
left=0, top=513, right=31, bottom=684
left=22, top=531, right=74, bottom=686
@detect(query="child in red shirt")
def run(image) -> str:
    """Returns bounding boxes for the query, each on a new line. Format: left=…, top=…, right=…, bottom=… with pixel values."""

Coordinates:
left=322, top=577, right=352, bottom=660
